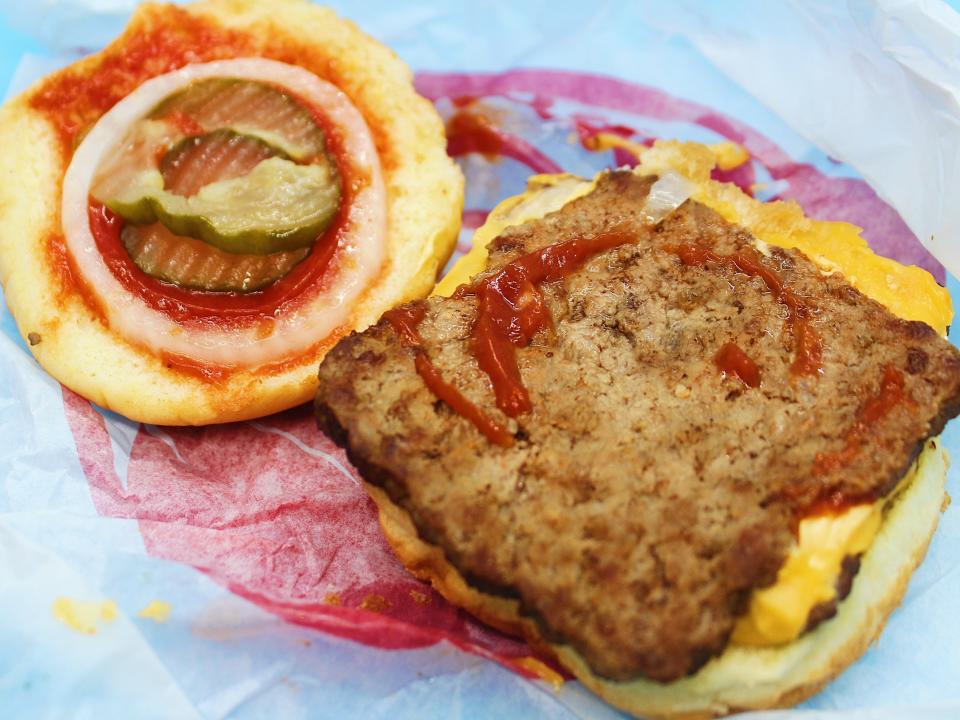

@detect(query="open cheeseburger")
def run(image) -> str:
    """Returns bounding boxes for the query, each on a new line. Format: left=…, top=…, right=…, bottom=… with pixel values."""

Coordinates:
left=316, top=141, right=960, bottom=717
left=0, top=0, right=462, bottom=425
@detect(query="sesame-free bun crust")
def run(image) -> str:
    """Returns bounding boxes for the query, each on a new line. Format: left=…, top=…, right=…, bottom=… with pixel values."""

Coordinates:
left=368, top=441, right=948, bottom=719
left=0, top=0, right=463, bottom=425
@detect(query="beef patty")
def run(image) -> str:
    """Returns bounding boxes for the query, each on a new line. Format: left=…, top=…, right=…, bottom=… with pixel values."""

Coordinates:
left=315, top=171, right=960, bottom=683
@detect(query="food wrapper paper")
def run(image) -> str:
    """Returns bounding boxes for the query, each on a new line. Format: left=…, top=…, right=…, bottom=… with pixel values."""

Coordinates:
left=1, top=1, right=959, bottom=717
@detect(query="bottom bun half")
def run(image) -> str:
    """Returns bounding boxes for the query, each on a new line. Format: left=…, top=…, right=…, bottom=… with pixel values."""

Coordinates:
left=366, top=439, right=948, bottom=719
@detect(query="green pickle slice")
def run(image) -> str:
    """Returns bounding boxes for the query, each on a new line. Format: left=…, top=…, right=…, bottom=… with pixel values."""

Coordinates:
left=90, top=77, right=343, bottom=291
left=122, top=222, right=310, bottom=292
left=105, top=155, right=340, bottom=255
left=160, top=129, right=283, bottom=196
left=161, top=156, right=339, bottom=255
left=150, top=78, right=328, bottom=162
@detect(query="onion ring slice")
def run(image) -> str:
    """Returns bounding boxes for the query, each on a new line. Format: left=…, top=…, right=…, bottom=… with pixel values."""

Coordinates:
left=62, top=58, right=386, bottom=367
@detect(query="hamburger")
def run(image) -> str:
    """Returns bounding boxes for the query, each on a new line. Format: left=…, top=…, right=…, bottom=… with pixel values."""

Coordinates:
left=315, top=141, right=960, bottom=717
left=0, top=0, right=463, bottom=425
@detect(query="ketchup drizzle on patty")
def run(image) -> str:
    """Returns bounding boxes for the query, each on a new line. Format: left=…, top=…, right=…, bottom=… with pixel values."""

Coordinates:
left=714, top=342, right=761, bottom=388
left=814, top=364, right=912, bottom=476
left=460, top=231, right=636, bottom=417
left=384, top=231, right=637, bottom=445
left=670, top=242, right=823, bottom=377
left=383, top=305, right=514, bottom=448
left=392, top=230, right=822, bottom=444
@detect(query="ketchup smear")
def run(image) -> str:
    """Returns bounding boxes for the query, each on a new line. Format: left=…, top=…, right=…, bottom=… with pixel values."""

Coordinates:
left=460, top=231, right=636, bottom=418
left=383, top=305, right=514, bottom=448
left=385, top=231, right=637, bottom=445
left=445, top=105, right=562, bottom=174
left=813, top=364, right=911, bottom=476
left=714, top=342, right=761, bottom=388
left=671, top=243, right=823, bottom=377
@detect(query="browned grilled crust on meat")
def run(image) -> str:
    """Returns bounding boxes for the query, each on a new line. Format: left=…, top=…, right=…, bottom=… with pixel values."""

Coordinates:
left=315, top=170, right=960, bottom=683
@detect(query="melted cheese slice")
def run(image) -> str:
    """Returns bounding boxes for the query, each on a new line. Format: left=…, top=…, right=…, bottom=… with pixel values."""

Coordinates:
left=732, top=502, right=882, bottom=645
left=435, top=140, right=952, bottom=647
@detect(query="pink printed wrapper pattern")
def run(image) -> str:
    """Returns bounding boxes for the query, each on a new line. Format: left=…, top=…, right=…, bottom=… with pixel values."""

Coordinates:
left=55, top=68, right=947, bottom=687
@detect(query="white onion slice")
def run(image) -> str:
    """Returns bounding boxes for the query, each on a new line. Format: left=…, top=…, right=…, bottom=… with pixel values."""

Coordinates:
left=62, top=58, right=387, bottom=367
left=641, top=171, right=695, bottom=225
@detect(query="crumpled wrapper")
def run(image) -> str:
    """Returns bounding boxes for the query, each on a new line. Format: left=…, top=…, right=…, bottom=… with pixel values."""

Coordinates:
left=1, top=1, right=959, bottom=718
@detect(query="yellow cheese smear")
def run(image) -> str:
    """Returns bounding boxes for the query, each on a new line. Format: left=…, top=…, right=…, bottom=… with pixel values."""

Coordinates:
left=52, top=596, right=118, bottom=635
left=514, top=656, right=566, bottom=691
left=137, top=599, right=172, bottom=623
left=434, top=140, right=952, bottom=646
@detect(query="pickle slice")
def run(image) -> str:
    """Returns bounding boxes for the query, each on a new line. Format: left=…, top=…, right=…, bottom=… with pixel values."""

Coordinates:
left=160, top=128, right=282, bottom=196
left=90, top=120, right=179, bottom=221
left=102, top=155, right=340, bottom=255
left=123, top=221, right=309, bottom=292
left=100, top=169, right=166, bottom=225
left=150, top=78, right=327, bottom=161
left=92, top=76, right=342, bottom=257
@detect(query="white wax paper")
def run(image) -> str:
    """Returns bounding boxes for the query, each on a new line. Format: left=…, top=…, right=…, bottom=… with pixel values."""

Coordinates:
left=1, top=1, right=959, bottom=718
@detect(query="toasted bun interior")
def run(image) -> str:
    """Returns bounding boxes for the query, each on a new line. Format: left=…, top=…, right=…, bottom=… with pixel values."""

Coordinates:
left=0, top=0, right=463, bottom=425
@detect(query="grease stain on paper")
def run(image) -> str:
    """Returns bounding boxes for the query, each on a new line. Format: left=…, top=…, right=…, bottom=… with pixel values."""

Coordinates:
left=409, top=589, right=430, bottom=605
left=358, top=594, right=391, bottom=613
